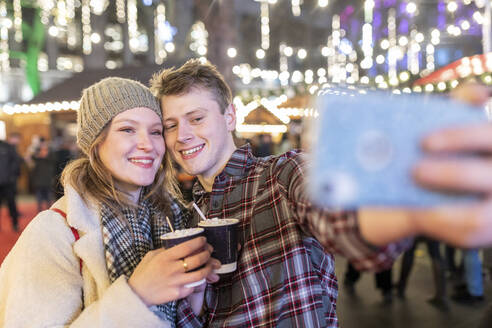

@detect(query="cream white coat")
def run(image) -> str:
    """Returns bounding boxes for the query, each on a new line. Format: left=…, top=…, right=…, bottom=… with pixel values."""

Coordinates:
left=0, top=186, right=170, bottom=328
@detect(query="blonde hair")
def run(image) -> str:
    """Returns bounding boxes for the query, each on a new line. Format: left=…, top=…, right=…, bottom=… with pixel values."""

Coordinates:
left=62, top=124, right=184, bottom=217
left=150, top=59, right=232, bottom=114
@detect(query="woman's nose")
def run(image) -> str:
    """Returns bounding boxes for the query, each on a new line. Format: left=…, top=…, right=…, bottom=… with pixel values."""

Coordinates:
left=137, top=132, right=153, bottom=150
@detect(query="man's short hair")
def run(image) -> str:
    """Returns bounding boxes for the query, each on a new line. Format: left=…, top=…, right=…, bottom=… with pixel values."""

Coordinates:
left=150, top=59, right=232, bottom=114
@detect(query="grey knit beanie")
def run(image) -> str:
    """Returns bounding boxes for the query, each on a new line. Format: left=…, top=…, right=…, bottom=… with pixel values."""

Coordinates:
left=77, top=77, right=162, bottom=155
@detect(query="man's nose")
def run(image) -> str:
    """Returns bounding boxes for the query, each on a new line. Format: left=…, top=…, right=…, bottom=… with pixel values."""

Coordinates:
left=177, top=123, right=193, bottom=143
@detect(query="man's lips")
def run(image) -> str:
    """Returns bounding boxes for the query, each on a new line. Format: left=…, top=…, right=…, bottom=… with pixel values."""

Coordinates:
left=179, top=144, right=205, bottom=159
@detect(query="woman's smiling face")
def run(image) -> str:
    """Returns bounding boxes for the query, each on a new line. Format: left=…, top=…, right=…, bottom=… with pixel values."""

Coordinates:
left=98, top=107, right=165, bottom=200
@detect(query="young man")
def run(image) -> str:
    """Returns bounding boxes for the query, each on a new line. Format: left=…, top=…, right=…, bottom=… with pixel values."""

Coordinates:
left=151, top=60, right=492, bottom=327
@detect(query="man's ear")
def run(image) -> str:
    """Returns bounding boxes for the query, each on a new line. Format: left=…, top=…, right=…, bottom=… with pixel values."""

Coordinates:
left=224, top=104, right=236, bottom=132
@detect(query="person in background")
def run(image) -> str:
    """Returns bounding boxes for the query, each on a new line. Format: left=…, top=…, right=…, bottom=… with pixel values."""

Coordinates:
left=483, top=247, right=492, bottom=282
left=52, top=137, right=76, bottom=199
left=344, top=262, right=394, bottom=304
left=254, top=133, right=274, bottom=157
left=0, top=77, right=220, bottom=327
left=4, top=132, right=22, bottom=231
left=275, top=131, right=297, bottom=155
left=396, top=237, right=448, bottom=310
left=0, top=136, right=19, bottom=232
left=452, top=248, right=484, bottom=303
left=30, top=137, right=56, bottom=212
left=151, top=60, right=492, bottom=327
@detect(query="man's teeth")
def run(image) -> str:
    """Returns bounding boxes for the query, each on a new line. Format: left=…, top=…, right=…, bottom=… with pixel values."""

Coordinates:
left=130, top=159, right=152, bottom=164
left=182, top=145, right=203, bottom=155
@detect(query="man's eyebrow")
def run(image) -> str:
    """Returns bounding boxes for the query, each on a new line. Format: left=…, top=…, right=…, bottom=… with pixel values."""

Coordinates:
left=184, top=108, right=207, bottom=116
left=164, top=108, right=207, bottom=121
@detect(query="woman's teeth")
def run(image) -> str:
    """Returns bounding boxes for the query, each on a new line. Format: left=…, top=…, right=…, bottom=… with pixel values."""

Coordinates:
left=130, top=159, right=152, bottom=164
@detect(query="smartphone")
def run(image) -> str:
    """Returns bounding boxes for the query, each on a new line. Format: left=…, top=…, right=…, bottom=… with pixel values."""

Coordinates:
left=307, top=87, right=487, bottom=208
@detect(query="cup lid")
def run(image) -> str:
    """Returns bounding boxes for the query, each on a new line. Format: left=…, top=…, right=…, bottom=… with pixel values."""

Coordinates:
left=198, top=218, right=240, bottom=227
left=160, top=227, right=204, bottom=239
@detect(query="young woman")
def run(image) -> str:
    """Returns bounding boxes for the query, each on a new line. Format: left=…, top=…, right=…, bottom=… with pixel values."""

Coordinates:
left=0, top=77, right=219, bottom=327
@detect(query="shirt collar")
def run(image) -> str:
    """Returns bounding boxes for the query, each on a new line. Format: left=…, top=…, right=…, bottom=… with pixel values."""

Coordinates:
left=223, top=143, right=254, bottom=178
left=192, top=143, right=255, bottom=197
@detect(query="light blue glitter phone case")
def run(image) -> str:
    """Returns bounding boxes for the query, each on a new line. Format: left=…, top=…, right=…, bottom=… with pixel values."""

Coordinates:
left=308, top=87, right=487, bottom=209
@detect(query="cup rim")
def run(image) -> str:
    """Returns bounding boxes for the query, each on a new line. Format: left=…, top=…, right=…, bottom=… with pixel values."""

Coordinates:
left=160, top=227, right=204, bottom=240
left=197, top=218, right=240, bottom=227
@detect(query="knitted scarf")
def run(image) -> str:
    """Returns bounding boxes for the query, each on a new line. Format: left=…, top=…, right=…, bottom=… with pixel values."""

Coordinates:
left=101, top=196, right=187, bottom=327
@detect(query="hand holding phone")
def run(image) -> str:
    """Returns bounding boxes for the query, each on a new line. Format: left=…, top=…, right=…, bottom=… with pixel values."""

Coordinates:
left=307, top=88, right=487, bottom=208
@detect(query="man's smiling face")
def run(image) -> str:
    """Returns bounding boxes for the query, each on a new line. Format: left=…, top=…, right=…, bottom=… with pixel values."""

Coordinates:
left=161, top=87, right=236, bottom=180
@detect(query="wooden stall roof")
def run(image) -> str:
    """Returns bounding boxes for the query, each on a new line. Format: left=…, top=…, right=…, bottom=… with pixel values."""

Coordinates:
left=243, top=105, right=284, bottom=125
left=26, top=62, right=180, bottom=104
left=278, top=94, right=313, bottom=109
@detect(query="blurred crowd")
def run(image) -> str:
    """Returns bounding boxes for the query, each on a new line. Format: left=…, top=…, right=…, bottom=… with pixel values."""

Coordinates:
left=0, top=132, right=79, bottom=230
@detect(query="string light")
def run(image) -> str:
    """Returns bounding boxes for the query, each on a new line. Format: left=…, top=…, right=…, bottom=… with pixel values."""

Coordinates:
left=447, top=1, right=458, bottom=13
left=127, top=0, right=139, bottom=52
left=190, top=21, right=208, bottom=57
left=408, top=30, right=420, bottom=75
left=329, top=15, right=347, bottom=82
left=361, top=0, right=374, bottom=70
left=116, top=0, right=126, bottom=23
left=154, top=3, right=166, bottom=64
left=256, top=48, right=266, bottom=59
left=56, top=0, right=67, bottom=26
left=279, top=43, right=289, bottom=86
left=297, top=48, right=307, bottom=60
left=0, top=0, right=9, bottom=72
left=291, top=0, right=302, bottom=17
left=406, top=2, right=417, bottom=15
left=82, top=0, right=92, bottom=55
left=1, top=0, right=489, bottom=104
left=66, top=0, right=76, bottom=48
left=1, top=101, right=80, bottom=115
left=387, top=9, right=398, bottom=82
left=66, top=0, right=75, bottom=20
left=483, top=0, right=491, bottom=53
left=261, top=2, right=270, bottom=50
left=227, top=47, right=237, bottom=58
left=90, top=0, right=109, bottom=16
left=473, top=11, right=484, bottom=24
left=13, top=0, right=22, bottom=42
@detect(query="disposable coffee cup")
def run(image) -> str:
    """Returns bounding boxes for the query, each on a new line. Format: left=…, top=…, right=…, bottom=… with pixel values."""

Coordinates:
left=160, top=227, right=206, bottom=288
left=198, top=218, right=239, bottom=274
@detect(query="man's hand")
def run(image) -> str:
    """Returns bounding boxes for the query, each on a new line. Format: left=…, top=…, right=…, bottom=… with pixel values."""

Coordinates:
left=359, top=82, right=492, bottom=248
left=412, top=82, right=492, bottom=248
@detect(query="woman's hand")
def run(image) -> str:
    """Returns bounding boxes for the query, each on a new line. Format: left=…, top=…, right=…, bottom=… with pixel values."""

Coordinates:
left=128, top=237, right=220, bottom=306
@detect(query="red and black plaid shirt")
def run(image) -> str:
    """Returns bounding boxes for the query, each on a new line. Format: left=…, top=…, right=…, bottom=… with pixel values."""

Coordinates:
left=178, top=145, right=410, bottom=327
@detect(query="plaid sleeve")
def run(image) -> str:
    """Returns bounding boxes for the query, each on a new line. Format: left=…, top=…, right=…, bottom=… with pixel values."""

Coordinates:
left=176, top=299, right=204, bottom=328
left=276, top=152, right=412, bottom=271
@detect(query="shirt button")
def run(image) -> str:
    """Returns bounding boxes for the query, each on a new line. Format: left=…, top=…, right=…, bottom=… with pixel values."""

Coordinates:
left=213, top=201, right=219, bottom=208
